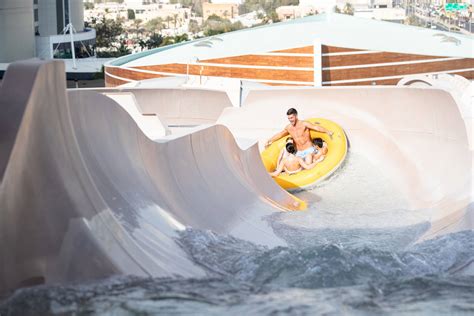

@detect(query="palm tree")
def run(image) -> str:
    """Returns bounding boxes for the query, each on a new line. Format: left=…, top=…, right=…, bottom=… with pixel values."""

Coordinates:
left=133, top=18, right=143, bottom=35
left=173, top=14, right=179, bottom=28
left=145, top=17, right=163, bottom=33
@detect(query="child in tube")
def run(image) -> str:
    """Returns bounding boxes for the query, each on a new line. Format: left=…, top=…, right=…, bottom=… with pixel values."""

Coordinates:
left=270, top=138, right=321, bottom=177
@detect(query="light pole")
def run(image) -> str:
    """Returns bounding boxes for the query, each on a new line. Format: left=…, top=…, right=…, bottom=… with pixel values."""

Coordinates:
left=186, top=56, right=199, bottom=84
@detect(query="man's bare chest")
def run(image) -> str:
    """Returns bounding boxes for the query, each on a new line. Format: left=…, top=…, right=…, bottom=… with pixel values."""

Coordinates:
left=287, top=126, right=308, bottom=138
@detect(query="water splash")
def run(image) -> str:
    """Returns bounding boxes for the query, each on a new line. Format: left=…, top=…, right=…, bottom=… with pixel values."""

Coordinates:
left=1, top=230, right=473, bottom=315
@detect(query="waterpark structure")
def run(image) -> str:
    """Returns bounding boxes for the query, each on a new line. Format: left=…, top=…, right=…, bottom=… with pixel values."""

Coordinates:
left=104, top=14, right=473, bottom=87
left=0, top=15, right=473, bottom=295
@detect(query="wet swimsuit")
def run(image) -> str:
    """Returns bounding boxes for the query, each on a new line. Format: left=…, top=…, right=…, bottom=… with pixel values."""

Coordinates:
left=295, top=146, right=316, bottom=158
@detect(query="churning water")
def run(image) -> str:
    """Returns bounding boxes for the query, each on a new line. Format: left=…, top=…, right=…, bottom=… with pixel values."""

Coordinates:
left=1, top=153, right=473, bottom=315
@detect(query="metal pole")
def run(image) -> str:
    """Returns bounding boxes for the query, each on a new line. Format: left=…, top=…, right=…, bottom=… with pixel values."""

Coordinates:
left=186, top=62, right=189, bottom=82
left=69, top=24, right=77, bottom=69
left=67, top=0, right=71, bottom=25
left=470, top=11, right=472, bottom=33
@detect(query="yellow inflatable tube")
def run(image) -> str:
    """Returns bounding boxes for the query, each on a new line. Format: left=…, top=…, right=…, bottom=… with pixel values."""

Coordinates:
left=261, top=118, right=348, bottom=191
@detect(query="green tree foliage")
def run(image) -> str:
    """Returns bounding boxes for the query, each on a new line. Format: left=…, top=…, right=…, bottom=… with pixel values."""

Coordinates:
left=269, top=11, right=280, bottom=22
left=188, top=19, right=200, bottom=34
left=139, top=33, right=163, bottom=50
left=174, top=33, right=189, bottom=43
left=405, top=15, right=424, bottom=26
left=97, top=42, right=131, bottom=58
left=161, top=36, right=175, bottom=46
left=240, top=0, right=298, bottom=14
left=84, top=3, right=94, bottom=10
left=145, top=18, right=164, bottom=33
left=127, top=9, right=135, bottom=20
left=133, top=19, right=143, bottom=34
left=203, top=15, right=244, bottom=36
left=239, top=0, right=298, bottom=21
left=87, top=17, right=124, bottom=48
left=139, top=33, right=190, bottom=50
left=86, top=17, right=130, bottom=57
left=343, top=3, right=354, bottom=15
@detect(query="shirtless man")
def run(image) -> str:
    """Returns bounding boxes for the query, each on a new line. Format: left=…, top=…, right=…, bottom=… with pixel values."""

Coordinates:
left=265, top=108, right=333, bottom=164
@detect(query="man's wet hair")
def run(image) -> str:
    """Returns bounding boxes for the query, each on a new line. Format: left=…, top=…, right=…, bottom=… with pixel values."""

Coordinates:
left=313, top=137, right=324, bottom=148
left=286, top=108, right=298, bottom=116
left=285, top=142, right=296, bottom=154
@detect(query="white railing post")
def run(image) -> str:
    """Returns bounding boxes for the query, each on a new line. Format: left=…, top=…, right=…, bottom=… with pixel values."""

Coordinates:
left=313, top=39, right=322, bottom=87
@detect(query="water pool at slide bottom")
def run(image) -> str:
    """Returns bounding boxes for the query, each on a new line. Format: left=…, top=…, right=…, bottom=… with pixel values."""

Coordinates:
left=1, top=153, right=473, bottom=315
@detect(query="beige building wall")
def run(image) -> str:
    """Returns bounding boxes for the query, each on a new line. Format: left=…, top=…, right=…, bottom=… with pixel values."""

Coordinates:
left=203, top=2, right=239, bottom=21
left=276, top=5, right=317, bottom=20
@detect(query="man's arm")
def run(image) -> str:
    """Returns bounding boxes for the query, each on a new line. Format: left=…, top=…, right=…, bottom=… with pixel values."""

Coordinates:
left=265, top=128, right=289, bottom=148
left=304, top=121, right=334, bottom=138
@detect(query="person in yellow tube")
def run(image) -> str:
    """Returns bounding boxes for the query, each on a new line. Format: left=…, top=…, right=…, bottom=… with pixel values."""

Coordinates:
left=270, top=138, right=321, bottom=177
left=312, top=137, right=328, bottom=162
left=265, top=108, right=333, bottom=165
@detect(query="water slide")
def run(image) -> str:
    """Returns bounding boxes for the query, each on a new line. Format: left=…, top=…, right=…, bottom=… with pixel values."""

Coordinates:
left=0, top=60, right=472, bottom=295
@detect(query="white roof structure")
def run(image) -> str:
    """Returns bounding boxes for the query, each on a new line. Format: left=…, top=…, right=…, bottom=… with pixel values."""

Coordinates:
left=109, top=13, right=473, bottom=68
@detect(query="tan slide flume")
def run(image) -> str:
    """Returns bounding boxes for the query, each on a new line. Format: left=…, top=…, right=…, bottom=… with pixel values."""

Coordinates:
left=0, top=60, right=472, bottom=295
left=218, top=85, right=473, bottom=239
left=0, top=60, right=300, bottom=294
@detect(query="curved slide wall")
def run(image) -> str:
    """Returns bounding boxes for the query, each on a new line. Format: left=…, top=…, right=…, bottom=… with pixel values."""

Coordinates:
left=0, top=60, right=472, bottom=295
left=77, top=86, right=234, bottom=126
left=218, top=86, right=473, bottom=239
left=0, top=61, right=300, bottom=294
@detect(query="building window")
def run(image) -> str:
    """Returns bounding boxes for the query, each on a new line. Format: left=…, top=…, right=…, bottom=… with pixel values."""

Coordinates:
left=64, top=0, right=70, bottom=26
left=53, top=39, right=96, bottom=59
left=56, top=0, right=64, bottom=33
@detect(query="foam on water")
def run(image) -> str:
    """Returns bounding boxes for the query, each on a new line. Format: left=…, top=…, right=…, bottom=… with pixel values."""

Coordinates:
left=1, top=230, right=473, bottom=315
left=269, top=152, right=431, bottom=250
left=1, top=152, right=472, bottom=315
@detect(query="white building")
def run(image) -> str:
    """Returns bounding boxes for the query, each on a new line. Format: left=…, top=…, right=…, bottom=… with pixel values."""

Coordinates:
left=0, top=0, right=100, bottom=80
left=0, top=0, right=96, bottom=62
left=35, top=0, right=96, bottom=61
left=299, top=0, right=392, bottom=12
left=276, top=6, right=318, bottom=20
left=131, top=3, right=191, bottom=24
left=354, top=8, right=406, bottom=22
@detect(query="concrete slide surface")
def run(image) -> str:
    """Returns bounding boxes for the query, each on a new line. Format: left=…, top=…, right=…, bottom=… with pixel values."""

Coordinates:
left=0, top=60, right=300, bottom=294
left=0, top=60, right=472, bottom=294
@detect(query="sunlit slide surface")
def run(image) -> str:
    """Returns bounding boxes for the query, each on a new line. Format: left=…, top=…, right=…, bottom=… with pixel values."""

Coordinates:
left=0, top=60, right=472, bottom=315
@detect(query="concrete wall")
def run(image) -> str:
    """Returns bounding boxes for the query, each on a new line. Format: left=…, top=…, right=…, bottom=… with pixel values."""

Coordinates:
left=76, top=87, right=234, bottom=125
left=0, top=60, right=299, bottom=293
left=70, top=0, right=84, bottom=32
left=38, top=0, right=59, bottom=36
left=0, top=0, right=35, bottom=62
